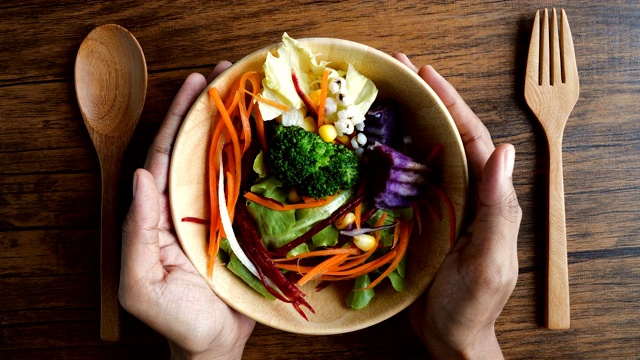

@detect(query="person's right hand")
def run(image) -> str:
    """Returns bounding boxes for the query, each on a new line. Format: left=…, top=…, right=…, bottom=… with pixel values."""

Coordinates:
left=119, top=62, right=256, bottom=360
left=394, top=54, right=522, bottom=359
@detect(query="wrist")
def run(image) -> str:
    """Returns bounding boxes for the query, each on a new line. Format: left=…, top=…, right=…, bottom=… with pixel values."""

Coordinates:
left=169, top=339, right=247, bottom=360
left=424, top=321, right=503, bottom=360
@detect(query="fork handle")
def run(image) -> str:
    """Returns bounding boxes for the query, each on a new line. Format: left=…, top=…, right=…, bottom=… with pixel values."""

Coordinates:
left=546, top=136, right=570, bottom=329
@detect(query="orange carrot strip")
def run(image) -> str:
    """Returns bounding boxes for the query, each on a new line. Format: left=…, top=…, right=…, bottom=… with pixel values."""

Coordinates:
left=252, top=106, right=268, bottom=153
left=241, top=88, right=290, bottom=112
left=209, top=88, right=242, bottom=221
left=274, top=262, right=315, bottom=273
left=225, top=170, right=235, bottom=216
left=363, top=219, right=412, bottom=290
left=334, top=241, right=378, bottom=271
left=272, top=247, right=360, bottom=262
left=373, top=212, right=388, bottom=242
left=319, top=250, right=397, bottom=280
left=298, top=253, right=351, bottom=286
left=243, top=192, right=337, bottom=211
left=391, top=219, right=401, bottom=249
left=225, top=79, right=241, bottom=110
left=238, top=72, right=260, bottom=154
left=354, top=203, right=362, bottom=231
left=316, top=69, right=330, bottom=128
left=353, top=180, right=367, bottom=230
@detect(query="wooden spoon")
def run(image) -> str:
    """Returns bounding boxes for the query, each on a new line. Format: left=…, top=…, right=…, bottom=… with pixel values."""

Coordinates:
left=74, top=24, right=147, bottom=341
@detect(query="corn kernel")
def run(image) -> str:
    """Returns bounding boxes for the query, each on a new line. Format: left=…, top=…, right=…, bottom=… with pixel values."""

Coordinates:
left=335, top=135, right=350, bottom=146
left=287, top=188, right=301, bottom=203
left=319, top=124, right=338, bottom=142
left=300, top=116, right=317, bottom=132
left=353, top=234, right=377, bottom=252
left=335, top=212, right=356, bottom=230
left=309, top=89, right=322, bottom=106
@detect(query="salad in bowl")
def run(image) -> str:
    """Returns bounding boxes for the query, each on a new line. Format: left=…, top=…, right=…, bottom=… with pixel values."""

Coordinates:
left=169, top=33, right=467, bottom=334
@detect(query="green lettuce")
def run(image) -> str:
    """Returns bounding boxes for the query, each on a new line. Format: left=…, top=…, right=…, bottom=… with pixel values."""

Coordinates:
left=245, top=177, right=353, bottom=251
left=346, top=274, right=375, bottom=309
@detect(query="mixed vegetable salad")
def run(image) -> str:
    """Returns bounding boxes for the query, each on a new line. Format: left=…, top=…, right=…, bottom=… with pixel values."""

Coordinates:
left=184, top=33, right=453, bottom=319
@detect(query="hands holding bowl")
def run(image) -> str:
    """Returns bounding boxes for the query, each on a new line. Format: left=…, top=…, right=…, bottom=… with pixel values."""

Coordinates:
left=119, top=45, right=521, bottom=359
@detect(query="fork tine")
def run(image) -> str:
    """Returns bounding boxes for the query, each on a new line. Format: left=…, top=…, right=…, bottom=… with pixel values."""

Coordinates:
left=541, top=9, right=550, bottom=86
left=551, top=9, right=562, bottom=85
left=561, top=9, right=579, bottom=86
left=526, top=10, right=541, bottom=85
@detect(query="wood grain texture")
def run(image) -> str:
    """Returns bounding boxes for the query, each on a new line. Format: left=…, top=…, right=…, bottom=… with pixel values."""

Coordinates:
left=1, top=0, right=639, bottom=358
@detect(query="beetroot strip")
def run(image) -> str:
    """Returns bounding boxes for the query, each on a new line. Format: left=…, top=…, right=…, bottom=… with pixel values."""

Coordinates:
left=235, top=204, right=314, bottom=317
left=291, top=70, right=318, bottom=118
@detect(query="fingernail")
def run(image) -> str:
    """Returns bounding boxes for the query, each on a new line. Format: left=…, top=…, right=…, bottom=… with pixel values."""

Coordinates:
left=504, top=145, right=515, bottom=177
left=132, top=170, right=139, bottom=198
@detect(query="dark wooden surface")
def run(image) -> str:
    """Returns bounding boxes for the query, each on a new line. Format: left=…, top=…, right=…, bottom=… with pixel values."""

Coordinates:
left=1, top=1, right=639, bottom=359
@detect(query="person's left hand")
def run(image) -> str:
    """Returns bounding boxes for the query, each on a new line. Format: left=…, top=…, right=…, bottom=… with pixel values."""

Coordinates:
left=119, top=62, right=256, bottom=360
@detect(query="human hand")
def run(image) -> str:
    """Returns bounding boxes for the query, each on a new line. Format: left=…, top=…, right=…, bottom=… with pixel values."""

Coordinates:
left=119, top=62, right=256, bottom=360
left=393, top=54, right=522, bottom=359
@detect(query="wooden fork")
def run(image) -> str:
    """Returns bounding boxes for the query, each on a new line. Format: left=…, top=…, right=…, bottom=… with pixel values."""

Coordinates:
left=524, top=8, right=579, bottom=329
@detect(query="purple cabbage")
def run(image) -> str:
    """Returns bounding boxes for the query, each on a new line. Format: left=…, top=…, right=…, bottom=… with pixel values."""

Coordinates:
left=366, top=143, right=431, bottom=209
left=363, top=100, right=401, bottom=148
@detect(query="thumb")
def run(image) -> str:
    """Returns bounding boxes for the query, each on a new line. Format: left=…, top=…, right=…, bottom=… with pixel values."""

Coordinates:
left=470, top=144, right=522, bottom=256
left=121, top=169, right=163, bottom=285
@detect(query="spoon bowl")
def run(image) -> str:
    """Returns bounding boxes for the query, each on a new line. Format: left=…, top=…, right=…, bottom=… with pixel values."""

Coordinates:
left=74, top=24, right=147, bottom=341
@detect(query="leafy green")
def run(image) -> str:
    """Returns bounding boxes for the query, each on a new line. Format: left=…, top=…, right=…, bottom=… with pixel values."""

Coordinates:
left=246, top=177, right=296, bottom=243
left=259, top=33, right=332, bottom=120
left=346, top=274, right=375, bottom=309
left=311, top=224, right=339, bottom=248
left=387, top=254, right=407, bottom=291
left=345, top=63, right=378, bottom=117
left=219, top=239, right=275, bottom=300
left=245, top=177, right=352, bottom=250
left=252, top=151, right=267, bottom=178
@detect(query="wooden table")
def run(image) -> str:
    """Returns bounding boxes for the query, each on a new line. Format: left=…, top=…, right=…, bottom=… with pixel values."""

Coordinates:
left=1, top=1, right=638, bottom=358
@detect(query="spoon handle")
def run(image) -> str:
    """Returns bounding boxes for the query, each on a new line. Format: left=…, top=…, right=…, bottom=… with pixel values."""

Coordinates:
left=99, top=156, right=123, bottom=341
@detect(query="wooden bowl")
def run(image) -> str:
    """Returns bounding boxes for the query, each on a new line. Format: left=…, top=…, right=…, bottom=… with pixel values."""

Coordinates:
left=169, top=37, right=468, bottom=335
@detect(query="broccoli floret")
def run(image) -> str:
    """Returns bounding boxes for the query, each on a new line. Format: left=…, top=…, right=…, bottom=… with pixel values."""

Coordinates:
left=267, top=125, right=360, bottom=199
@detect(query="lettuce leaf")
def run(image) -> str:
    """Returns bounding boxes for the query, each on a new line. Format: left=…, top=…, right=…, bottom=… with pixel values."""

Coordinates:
left=345, top=63, right=378, bottom=116
left=346, top=274, right=375, bottom=309
left=259, top=33, right=329, bottom=120
left=246, top=177, right=296, bottom=243
left=246, top=181, right=353, bottom=250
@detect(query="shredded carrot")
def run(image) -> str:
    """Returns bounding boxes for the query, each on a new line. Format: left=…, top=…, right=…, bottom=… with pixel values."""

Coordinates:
left=241, top=88, right=290, bottom=112
left=363, top=219, right=413, bottom=290
left=244, top=192, right=337, bottom=211
left=272, top=247, right=360, bottom=262
left=316, top=69, right=330, bottom=128
left=298, top=253, right=351, bottom=286
left=319, top=250, right=397, bottom=280
left=354, top=181, right=367, bottom=230
left=238, top=72, right=262, bottom=154
left=391, top=219, right=401, bottom=249
left=209, top=88, right=243, bottom=239
left=252, top=107, right=268, bottom=153
left=373, top=212, right=388, bottom=242
left=333, top=240, right=378, bottom=271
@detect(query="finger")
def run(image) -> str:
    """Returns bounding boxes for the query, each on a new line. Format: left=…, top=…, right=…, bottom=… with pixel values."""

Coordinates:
left=120, top=169, right=164, bottom=291
left=417, top=65, right=495, bottom=180
left=470, top=144, right=522, bottom=258
left=392, top=53, right=419, bottom=73
left=145, top=72, right=208, bottom=192
left=207, top=60, right=233, bottom=83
